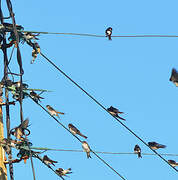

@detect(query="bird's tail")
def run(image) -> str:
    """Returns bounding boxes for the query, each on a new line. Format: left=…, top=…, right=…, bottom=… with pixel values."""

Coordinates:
left=138, top=152, right=142, bottom=158
left=57, top=111, right=65, bottom=115
left=51, top=160, right=58, bottom=166
left=158, top=144, right=166, bottom=148
left=79, top=133, right=87, bottom=139
left=116, top=114, right=126, bottom=121
left=108, top=35, right=112, bottom=40
left=87, top=152, right=91, bottom=159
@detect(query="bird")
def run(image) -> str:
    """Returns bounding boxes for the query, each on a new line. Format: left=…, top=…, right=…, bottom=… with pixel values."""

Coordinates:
left=30, top=90, right=44, bottom=102
left=46, top=105, right=64, bottom=118
left=168, top=160, right=178, bottom=167
left=134, top=145, right=142, bottom=158
left=1, top=138, right=11, bottom=155
left=23, top=32, right=39, bottom=40
left=169, top=68, right=178, bottom=86
left=148, top=142, right=166, bottom=150
left=105, top=27, right=112, bottom=40
left=10, top=118, right=29, bottom=139
left=68, top=124, right=87, bottom=139
left=42, top=155, right=58, bottom=166
left=107, top=106, right=125, bottom=120
left=56, top=168, right=72, bottom=177
left=31, top=43, right=41, bottom=64
left=82, top=141, right=91, bottom=158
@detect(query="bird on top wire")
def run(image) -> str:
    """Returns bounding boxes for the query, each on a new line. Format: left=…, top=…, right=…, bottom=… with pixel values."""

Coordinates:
left=107, top=106, right=125, bottom=120
left=148, top=142, right=166, bottom=150
left=42, top=155, right=58, bottom=166
left=68, top=123, right=87, bottom=139
left=46, top=105, right=65, bottom=118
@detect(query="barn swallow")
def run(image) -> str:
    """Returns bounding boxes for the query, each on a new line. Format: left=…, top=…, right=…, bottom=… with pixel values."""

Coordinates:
left=31, top=49, right=38, bottom=64
left=23, top=32, right=39, bottom=40
left=82, top=141, right=91, bottom=158
left=168, top=160, right=178, bottom=167
left=68, top=124, right=87, bottom=139
left=46, top=105, right=64, bottom=118
left=148, top=142, right=166, bottom=150
left=1, top=139, right=11, bottom=155
left=30, top=90, right=44, bottom=102
left=2, top=23, right=24, bottom=31
left=10, top=118, right=29, bottom=139
left=169, top=68, right=178, bottom=86
left=105, top=27, right=112, bottom=40
left=56, top=168, right=72, bottom=177
left=134, top=145, right=142, bottom=158
left=31, top=43, right=40, bottom=64
left=33, top=42, right=40, bottom=53
left=107, top=106, right=125, bottom=120
left=43, top=155, right=58, bottom=166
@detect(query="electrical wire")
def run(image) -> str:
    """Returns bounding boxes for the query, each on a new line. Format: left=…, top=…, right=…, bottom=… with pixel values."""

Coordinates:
left=29, top=148, right=178, bottom=157
left=29, top=96, right=127, bottom=180
left=34, top=154, right=65, bottom=180
left=20, top=30, right=178, bottom=38
left=5, top=1, right=36, bottom=180
left=39, top=51, right=178, bottom=173
left=0, top=1, right=14, bottom=179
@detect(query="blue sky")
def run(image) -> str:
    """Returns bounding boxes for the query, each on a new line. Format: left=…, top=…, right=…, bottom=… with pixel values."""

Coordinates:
left=1, top=0, right=178, bottom=179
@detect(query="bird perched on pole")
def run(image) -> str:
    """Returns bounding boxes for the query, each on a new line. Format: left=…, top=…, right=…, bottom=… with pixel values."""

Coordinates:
left=56, top=168, right=72, bottom=178
left=10, top=118, right=30, bottom=140
left=46, top=105, right=64, bottom=118
left=105, top=27, right=112, bottom=40
left=68, top=124, right=87, bottom=139
left=30, top=90, right=44, bottom=103
left=42, top=155, right=58, bottom=166
left=168, top=160, right=178, bottom=167
left=148, top=142, right=166, bottom=150
left=82, top=141, right=91, bottom=158
left=134, top=145, right=142, bottom=158
left=169, top=68, right=178, bottom=86
left=107, top=106, right=125, bottom=120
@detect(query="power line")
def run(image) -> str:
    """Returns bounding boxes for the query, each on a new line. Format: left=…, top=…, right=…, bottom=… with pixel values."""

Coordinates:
left=29, top=96, right=127, bottom=180
left=20, top=30, right=178, bottom=38
left=5, top=1, right=36, bottom=180
left=29, top=148, right=178, bottom=157
left=39, top=51, right=178, bottom=173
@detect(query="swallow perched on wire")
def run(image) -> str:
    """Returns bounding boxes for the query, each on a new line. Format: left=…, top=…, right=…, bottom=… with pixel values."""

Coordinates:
left=46, top=105, right=64, bottom=118
left=31, top=42, right=41, bottom=64
left=42, top=155, right=58, bottom=166
left=82, top=141, right=91, bottom=158
left=105, top=27, right=112, bottom=40
left=169, top=68, right=178, bottom=86
left=68, top=124, right=87, bottom=139
left=107, top=106, right=125, bottom=120
left=56, top=168, right=72, bottom=177
left=134, top=145, right=142, bottom=158
left=30, top=90, right=44, bottom=103
left=23, top=32, right=39, bottom=41
left=148, top=142, right=166, bottom=150
left=10, top=118, right=30, bottom=140
left=168, top=160, right=178, bottom=167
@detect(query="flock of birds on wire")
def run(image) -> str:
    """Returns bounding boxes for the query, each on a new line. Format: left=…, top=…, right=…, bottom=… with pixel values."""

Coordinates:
left=0, top=23, right=178, bottom=179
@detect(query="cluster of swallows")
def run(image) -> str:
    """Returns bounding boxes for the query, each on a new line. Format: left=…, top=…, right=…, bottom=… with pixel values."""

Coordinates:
left=0, top=23, right=41, bottom=64
left=134, top=143, right=178, bottom=167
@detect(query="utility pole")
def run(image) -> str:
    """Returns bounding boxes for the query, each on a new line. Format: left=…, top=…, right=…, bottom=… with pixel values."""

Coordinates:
left=0, top=87, right=7, bottom=180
